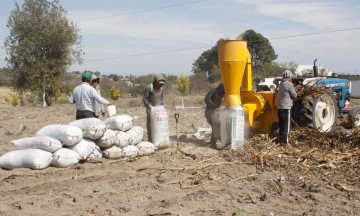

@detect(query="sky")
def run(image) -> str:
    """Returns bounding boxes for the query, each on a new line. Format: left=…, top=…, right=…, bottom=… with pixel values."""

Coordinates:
left=0, top=0, right=359, bottom=76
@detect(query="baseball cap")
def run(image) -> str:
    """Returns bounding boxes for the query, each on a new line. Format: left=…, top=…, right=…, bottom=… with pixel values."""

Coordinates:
left=91, top=74, right=99, bottom=80
left=282, top=70, right=293, bottom=78
left=82, top=71, right=92, bottom=81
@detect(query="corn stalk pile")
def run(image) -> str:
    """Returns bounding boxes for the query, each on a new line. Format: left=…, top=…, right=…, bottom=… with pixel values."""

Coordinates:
left=295, top=84, right=328, bottom=99
left=226, top=127, right=360, bottom=185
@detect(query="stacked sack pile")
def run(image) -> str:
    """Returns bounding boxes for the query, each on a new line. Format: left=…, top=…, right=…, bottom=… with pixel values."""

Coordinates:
left=0, top=114, right=166, bottom=170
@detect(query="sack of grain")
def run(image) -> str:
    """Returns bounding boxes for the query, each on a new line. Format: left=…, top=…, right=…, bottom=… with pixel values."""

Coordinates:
left=0, top=149, right=52, bottom=170
left=114, top=131, right=130, bottom=148
left=103, top=146, right=123, bottom=159
left=36, top=124, right=82, bottom=146
left=122, top=145, right=139, bottom=158
left=86, top=145, right=103, bottom=161
left=95, top=129, right=117, bottom=148
left=136, top=141, right=155, bottom=155
left=69, top=118, right=106, bottom=140
left=51, top=148, right=80, bottom=168
left=150, top=106, right=170, bottom=149
left=126, top=126, right=144, bottom=145
left=68, top=139, right=97, bottom=160
left=104, top=115, right=133, bottom=131
left=11, top=136, right=62, bottom=153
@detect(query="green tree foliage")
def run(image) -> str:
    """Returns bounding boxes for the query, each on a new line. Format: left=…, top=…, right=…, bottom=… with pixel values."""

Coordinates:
left=238, top=29, right=277, bottom=74
left=4, top=0, right=82, bottom=105
left=191, top=42, right=220, bottom=83
left=176, top=74, right=190, bottom=96
left=279, top=61, right=298, bottom=74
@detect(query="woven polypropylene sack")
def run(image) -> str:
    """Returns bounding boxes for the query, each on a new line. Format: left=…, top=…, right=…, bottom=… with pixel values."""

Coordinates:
left=136, top=141, right=155, bottom=155
left=126, top=126, right=144, bottom=145
left=51, top=148, right=80, bottom=168
left=103, top=146, right=123, bottom=159
left=114, top=131, right=130, bottom=148
left=68, top=139, right=97, bottom=160
left=0, top=149, right=52, bottom=170
left=69, top=118, right=106, bottom=140
left=36, top=124, right=82, bottom=146
left=11, top=136, right=62, bottom=153
left=122, top=145, right=139, bottom=157
left=103, top=115, right=133, bottom=131
left=95, top=129, right=117, bottom=148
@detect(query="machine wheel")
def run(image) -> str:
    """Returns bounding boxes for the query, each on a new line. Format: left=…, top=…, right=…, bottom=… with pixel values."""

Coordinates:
left=299, top=93, right=339, bottom=132
left=350, top=105, right=360, bottom=127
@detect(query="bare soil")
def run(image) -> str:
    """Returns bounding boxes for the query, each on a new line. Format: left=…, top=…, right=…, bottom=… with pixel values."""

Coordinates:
left=0, top=96, right=359, bottom=216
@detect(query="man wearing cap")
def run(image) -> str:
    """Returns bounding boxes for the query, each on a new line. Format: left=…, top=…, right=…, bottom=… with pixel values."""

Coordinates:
left=91, top=74, right=106, bottom=118
left=143, top=74, right=165, bottom=142
left=277, top=70, right=297, bottom=145
left=70, top=71, right=110, bottom=120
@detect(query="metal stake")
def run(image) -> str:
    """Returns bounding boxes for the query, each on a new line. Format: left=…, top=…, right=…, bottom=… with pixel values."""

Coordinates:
left=174, top=110, right=180, bottom=147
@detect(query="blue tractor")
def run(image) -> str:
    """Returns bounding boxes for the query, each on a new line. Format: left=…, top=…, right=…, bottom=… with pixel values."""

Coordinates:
left=291, top=59, right=359, bottom=132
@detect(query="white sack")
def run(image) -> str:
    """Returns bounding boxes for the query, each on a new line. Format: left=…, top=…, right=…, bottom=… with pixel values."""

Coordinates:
left=150, top=106, right=170, bottom=149
left=69, top=118, right=106, bottom=140
left=122, top=145, right=139, bottom=158
left=114, top=131, right=130, bottom=148
left=95, top=129, right=117, bottom=148
left=103, top=146, right=123, bottom=159
left=126, top=126, right=144, bottom=145
left=51, top=148, right=80, bottom=168
left=36, top=124, right=82, bottom=146
left=11, top=136, right=62, bottom=153
left=68, top=139, right=97, bottom=160
left=136, top=141, right=155, bottom=155
left=87, top=145, right=103, bottom=161
left=0, top=149, right=52, bottom=170
left=104, top=115, right=133, bottom=131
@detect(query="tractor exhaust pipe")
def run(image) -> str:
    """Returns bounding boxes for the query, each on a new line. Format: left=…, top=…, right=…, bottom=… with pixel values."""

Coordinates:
left=313, top=58, right=319, bottom=77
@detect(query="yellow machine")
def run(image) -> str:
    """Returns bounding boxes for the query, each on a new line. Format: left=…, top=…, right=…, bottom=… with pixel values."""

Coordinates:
left=218, top=40, right=278, bottom=133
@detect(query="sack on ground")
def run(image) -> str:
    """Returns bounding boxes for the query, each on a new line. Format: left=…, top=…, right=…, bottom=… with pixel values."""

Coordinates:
left=0, top=149, right=52, bottom=170
left=103, top=146, right=123, bottom=159
left=95, top=129, right=117, bottom=148
left=126, top=126, right=144, bottom=145
left=51, top=148, right=80, bottom=168
left=36, top=124, right=82, bottom=146
left=104, top=115, right=133, bottom=131
left=87, top=145, right=103, bottom=161
left=69, top=118, right=106, bottom=140
left=136, top=141, right=155, bottom=155
left=114, top=131, right=130, bottom=148
left=68, top=139, right=97, bottom=160
left=150, top=106, right=170, bottom=149
left=122, top=145, right=139, bottom=157
left=11, top=136, right=62, bottom=153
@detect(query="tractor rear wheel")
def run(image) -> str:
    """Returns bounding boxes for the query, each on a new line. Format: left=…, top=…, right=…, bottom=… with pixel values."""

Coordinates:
left=350, top=105, right=360, bottom=127
left=299, top=93, right=339, bottom=132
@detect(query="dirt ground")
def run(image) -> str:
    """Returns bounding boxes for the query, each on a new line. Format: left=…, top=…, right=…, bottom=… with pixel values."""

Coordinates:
left=0, top=95, right=359, bottom=216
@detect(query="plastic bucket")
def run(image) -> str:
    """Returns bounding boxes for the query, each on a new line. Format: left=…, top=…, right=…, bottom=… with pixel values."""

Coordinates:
left=106, top=105, right=116, bottom=117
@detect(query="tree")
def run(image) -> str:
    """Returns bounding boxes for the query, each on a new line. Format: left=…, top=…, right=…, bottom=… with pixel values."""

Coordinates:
left=176, top=74, right=190, bottom=96
left=189, top=73, right=208, bottom=94
left=110, top=84, right=120, bottom=102
left=4, top=0, right=82, bottom=105
left=238, top=29, right=277, bottom=74
left=191, top=42, right=220, bottom=83
left=279, top=61, right=298, bottom=74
